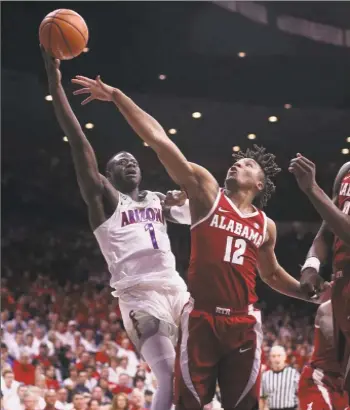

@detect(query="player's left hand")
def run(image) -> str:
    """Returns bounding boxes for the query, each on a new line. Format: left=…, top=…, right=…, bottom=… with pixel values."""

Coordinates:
left=72, top=75, right=114, bottom=105
left=163, top=190, right=187, bottom=207
left=289, top=153, right=317, bottom=193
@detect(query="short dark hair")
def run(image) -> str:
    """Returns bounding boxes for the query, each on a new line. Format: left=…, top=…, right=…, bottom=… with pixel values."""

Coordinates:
left=232, top=144, right=281, bottom=208
left=106, top=151, right=130, bottom=174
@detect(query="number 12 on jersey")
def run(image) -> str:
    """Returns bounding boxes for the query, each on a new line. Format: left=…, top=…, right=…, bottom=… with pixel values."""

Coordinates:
left=145, top=223, right=159, bottom=249
left=224, top=237, right=246, bottom=265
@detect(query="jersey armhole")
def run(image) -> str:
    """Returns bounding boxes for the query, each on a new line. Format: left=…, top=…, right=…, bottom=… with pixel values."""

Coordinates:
left=191, top=189, right=221, bottom=230
left=261, top=211, right=268, bottom=244
left=93, top=191, right=120, bottom=235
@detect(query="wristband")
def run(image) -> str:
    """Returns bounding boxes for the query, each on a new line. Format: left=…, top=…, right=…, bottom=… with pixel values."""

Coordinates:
left=301, top=257, right=321, bottom=273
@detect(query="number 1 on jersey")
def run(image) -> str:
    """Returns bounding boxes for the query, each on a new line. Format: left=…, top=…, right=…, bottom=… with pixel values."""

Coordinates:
left=224, top=237, right=246, bottom=265
left=145, top=223, right=159, bottom=249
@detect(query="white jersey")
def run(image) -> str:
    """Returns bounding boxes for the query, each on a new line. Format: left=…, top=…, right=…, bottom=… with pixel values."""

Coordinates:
left=94, top=191, right=187, bottom=298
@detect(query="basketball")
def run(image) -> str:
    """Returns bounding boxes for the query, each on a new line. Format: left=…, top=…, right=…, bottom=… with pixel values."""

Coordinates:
left=39, top=9, right=89, bottom=60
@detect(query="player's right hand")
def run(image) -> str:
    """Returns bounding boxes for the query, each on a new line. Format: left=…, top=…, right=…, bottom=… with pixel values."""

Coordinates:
left=300, top=267, right=325, bottom=299
left=40, top=45, right=61, bottom=85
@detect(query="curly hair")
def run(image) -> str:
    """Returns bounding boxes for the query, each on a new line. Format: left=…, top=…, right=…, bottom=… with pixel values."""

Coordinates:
left=231, top=144, right=281, bottom=208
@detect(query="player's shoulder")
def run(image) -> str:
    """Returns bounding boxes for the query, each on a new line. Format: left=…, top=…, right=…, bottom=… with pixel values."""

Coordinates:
left=261, top=217, right=276, bottom=245
left=333, top=161, right=350, bottom=196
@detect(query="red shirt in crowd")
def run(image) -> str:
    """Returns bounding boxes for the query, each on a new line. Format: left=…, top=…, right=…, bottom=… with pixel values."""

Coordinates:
left=111, top=384, right=133, bottom=395
left=46, top=378, right=60, bottom=390
left=13, top=360, right=36, bottom=385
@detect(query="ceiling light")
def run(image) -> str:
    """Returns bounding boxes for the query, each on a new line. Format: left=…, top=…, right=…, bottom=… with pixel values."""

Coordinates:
left=238, top=52, right=246, bottom=58
left=83, top=47, right=89, bottom=53
left=168, top=128, right=177, bottom=135
left=85, top=123, right=94, bottom=129
left=347, top=137, right=350, bottom=143
left=158, top=74, right=167, bottom=80
left=268, top=116, right=278, bottom=123
left=341, top=148, right=349, bottom=155
left=192, top=112, right=202, bottom=119
left=143, top=142, right=149, bottom=147
left=247, top=133, right=256, bottom=140
left=284, top=104, right=292, bottom=109
left=45, top=95, right=53, bottom=101
left=63, top=136, right=68, bottom=142
left=232, top=146, right=240, bottom=152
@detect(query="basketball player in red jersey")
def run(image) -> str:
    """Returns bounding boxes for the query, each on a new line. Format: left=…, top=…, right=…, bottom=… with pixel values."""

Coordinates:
left=72, top=75, right=324, bottom=410
left=298, top=299, right=349, bottom=409
left=290, top=157, right=350, bottom=400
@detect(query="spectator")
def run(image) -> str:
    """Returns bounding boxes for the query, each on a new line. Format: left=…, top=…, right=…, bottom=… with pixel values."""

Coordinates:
left=112, top=373, right=132, bottom=395
left=63, top=367, right=78, bottom=391
left=43, top=390, right=58, bottom=410
left=72, top=372, right=90, bottom=395
left=71, top=394, right=85, bottom=410
left=129, top=388, right=146, bottom=410
left=55, top=388, right=72, bottom=410
left=24, top=333, right=37, bottom=358
left=1, top=344, right=13, bottom=369
left=84, top=366, right=98, bottom=392
left=87, top=399, right=100, bottom=410
left=110, top=393, right=129, bottom=410
left=45, top=366, right=60, bottom=390
left=143, top=390, right=153, bottom=409
left=1, top=370, right=20, bottom=399
left=13, top=352, right=36, bottom=385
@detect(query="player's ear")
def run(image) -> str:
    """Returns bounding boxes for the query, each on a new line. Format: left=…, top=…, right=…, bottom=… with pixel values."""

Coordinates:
left=256, top=180, right=264, bottom=192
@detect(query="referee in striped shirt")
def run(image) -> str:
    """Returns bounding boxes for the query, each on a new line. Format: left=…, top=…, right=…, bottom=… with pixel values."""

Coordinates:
left=260, top=346, right=300, bottom=410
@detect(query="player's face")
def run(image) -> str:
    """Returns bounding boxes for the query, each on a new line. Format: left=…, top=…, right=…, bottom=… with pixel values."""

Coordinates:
left=108, top=152, right=142, bottom=192
left=225, top=158, right=264, bottom=193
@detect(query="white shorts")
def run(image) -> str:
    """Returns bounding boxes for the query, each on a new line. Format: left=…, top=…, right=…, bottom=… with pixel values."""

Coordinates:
left=118, top=289, right=190, bottom=351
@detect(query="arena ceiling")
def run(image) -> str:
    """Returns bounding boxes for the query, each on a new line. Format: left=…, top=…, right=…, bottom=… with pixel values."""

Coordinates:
left=2, top=1, right=350, bottom=171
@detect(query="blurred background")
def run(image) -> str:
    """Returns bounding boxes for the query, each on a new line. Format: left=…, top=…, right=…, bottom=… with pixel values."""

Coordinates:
left=2, top=2, right=350, bottom=409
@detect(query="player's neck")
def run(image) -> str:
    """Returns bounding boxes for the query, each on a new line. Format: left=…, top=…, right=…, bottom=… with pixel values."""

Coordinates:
left=225, top=188, right=255, bottom=214
left=121, top=187, right=140, bottom=201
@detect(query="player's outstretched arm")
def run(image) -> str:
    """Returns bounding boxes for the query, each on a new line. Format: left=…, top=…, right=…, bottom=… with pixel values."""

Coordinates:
left=289, top=155, right=350, bottom=246
left=42, top=48, right=105, bottom=230
left=71, top=75, right=218, bottom=197
left=258, top=218, right=326, bottom=303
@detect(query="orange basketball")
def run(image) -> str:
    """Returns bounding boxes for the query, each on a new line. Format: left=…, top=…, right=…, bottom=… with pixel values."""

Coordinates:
left=39, top=9, right=89, bottom=60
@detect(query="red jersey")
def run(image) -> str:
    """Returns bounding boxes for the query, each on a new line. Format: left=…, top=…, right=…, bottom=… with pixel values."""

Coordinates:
left=188, top=190, right=267, bottom=310
left=333, top=171, right=350, bottom=275
left=310, top=326, right=341, bottom=374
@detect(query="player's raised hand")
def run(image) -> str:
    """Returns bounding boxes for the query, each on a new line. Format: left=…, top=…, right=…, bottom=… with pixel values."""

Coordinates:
left=289, top=153, right=317, bottom=193
left=163, top=190, right=187, bottom=207
left=40, top=45, right=61, bottom=85
left=72, top=75, right=114, bottom=105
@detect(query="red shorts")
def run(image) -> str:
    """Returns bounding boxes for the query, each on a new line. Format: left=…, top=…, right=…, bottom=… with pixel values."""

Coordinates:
left=298, top=365, right=348, bottom=410
left=174, top=298, right=262, bottom=410
left=332, top=274, right=350, bottom=397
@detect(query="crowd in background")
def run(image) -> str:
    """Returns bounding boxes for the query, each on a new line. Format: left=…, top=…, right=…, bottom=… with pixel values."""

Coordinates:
left=1, top=213, right=324, bottom=410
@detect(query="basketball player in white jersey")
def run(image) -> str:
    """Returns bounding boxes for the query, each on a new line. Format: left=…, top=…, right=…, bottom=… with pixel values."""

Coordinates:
left=42, top=49, right=191, bottom=410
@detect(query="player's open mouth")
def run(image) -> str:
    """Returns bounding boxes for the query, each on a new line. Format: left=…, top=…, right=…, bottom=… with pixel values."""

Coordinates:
left=125, top=170, right=137, bottom=176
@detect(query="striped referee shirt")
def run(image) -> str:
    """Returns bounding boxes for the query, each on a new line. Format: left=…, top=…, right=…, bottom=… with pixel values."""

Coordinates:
left=261, top=366, right=300, bottom=409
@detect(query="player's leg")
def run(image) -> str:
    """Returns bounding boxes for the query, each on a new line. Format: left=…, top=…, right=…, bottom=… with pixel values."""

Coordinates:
left=174, top=300, right=219, bottom=410
left=141, top=333, right=176, bottom=410
left=298, top=367, right=334, bottom=410
left=218, top=310, right=262, bottom=410
left=120, top=304, right=178, bottom=410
